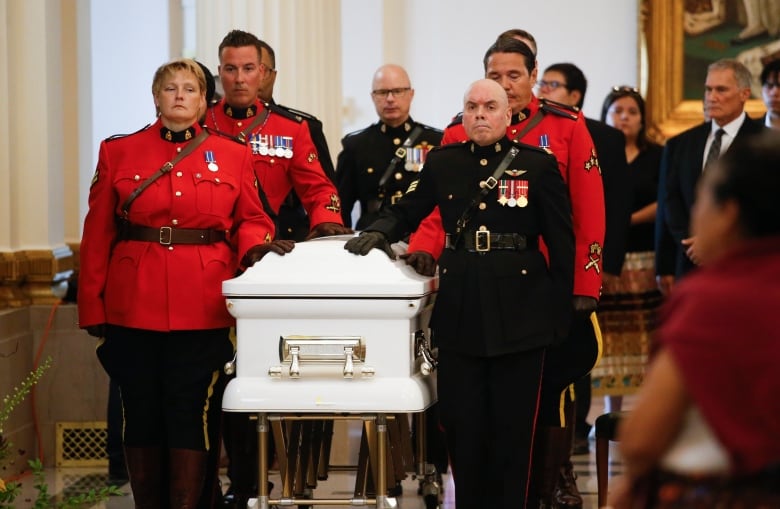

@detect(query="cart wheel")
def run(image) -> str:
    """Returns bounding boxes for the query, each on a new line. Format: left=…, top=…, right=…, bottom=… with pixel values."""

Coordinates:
left=423, top=493, right=440, bottom=509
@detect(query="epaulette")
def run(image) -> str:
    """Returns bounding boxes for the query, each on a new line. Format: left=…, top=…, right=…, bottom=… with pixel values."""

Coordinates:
left=268, top=102, right=305, bottom=123
left=539, top=98, right=579, bottom=120
left=104, top=123, right=151, bottom=142
left=447, top=112, right=464, bottom=127
left=343, top=125, right=372, bottom=139
left=417, top=122, right=444, bottom=134
left=203, top=126, right=245, bottom=145
left=509, top=138, right=555, bottom=156
left=274, top=103, right=321, bottom=123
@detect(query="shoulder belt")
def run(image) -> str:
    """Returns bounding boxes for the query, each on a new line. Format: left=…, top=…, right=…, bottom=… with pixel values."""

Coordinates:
left=509, top=139, right=551, bottom=156
left=236, top=104, right=271, bottom=143
left=120, top=129, right=210, bottom=218
left=377, top=125, right=426, bottom=189
left=539, top=98, right=579, bottom=120
left=105, top=123, right=151, bottom=142
left=203, top=126, right=245, bottom=145
left=453, top=145, right=521, bottom=239
left=268, top=102, right=305, bottom=123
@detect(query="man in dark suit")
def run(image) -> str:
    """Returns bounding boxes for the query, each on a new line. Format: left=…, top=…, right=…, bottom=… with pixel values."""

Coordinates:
left=656, top=58, right=765, bottom=291
left=537, top=62, right=632, bottom=508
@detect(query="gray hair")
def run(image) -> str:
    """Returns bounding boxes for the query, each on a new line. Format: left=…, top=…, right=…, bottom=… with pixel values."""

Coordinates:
left=708, top=58, right=753, bottom=91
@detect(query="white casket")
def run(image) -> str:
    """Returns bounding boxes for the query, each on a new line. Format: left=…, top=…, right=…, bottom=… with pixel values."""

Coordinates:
left=221, top=236, right=438, bottom=414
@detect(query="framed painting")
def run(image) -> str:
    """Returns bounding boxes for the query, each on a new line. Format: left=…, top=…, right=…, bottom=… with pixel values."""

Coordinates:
left=642, top=0, right=775, bottom=142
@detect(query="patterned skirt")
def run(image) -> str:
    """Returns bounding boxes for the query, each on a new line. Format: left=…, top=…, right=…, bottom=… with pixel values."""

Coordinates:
left=592, top=251, right=662, bottom=396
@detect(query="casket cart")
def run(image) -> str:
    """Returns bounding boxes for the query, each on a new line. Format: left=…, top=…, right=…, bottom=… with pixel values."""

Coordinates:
left=222, top=236, right=439, bottom=508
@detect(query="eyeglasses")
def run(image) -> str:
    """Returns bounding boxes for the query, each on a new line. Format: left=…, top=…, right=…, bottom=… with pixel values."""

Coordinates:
left=763, top=82, right=780, bottom=90
left=537, top=80, right=567, bottom=91
left=371, top=87, right=411, bottom=98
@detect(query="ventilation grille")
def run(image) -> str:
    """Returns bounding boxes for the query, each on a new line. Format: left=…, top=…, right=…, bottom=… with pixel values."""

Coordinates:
left=56, top=421, right=109, bottom=467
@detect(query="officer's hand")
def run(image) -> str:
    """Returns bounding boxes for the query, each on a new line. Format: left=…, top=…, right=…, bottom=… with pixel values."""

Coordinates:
left=344, top=231, right=395, bottom=259
left=399, top=251, right=436, bottom=277
left=305, top=222, right=354, bottom=240
left=572, top=296, right=598, bottom=321
left=85, top=324, right=106, bottom=338
left=242, top=240, right=296, bottom=266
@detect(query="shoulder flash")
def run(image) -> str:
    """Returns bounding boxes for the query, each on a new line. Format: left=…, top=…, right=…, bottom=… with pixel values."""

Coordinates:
left=539, top=98, right=579, bottom=120
left=104, top=123, right=151, bottom=142
left=268, top=102, right=304, bottom=123
left=203, top=126, right=244, bottom=145
left=509, top=139, right=553, bottom=155
left=447, top=112, right=464, bottom=127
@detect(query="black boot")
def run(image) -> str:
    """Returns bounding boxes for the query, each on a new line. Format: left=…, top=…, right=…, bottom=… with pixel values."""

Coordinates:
left=528, top=426, right=569, bottom=509
left=552, top=396, right=583, bottom=509
left=169, top=448, right=208, bottom=509
left=124, top=446, right=165, bottom=509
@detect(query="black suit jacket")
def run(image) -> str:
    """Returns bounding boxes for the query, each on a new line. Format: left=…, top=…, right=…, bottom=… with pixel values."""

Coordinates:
left=585, top=118, right=631, bottom=276
left=368, top=138, right=574, bottom=357
left=657, top=115, right=765, bottom=277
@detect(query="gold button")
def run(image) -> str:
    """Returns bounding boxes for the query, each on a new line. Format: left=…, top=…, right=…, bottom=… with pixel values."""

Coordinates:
left=176, top=171, right=183, bottom=177
left=479, top=202, right=487, bottom=210
left=521, top=269, right=528, bottom=275
left=172, top=219, right=179, bottom=225
left=195, top=173, right=202, bottom=178
left=270, top=158, right=275, bottom=163
left=394, top=172, right=402, bottom=180
left=480, top=159, right=488, bottom=166
left=175, top=191, right=182, bottom=197
left=442, top=268, right=448, bottom=274
left=393, top=138, right=401, bottom=145
left=448, top=194, right=453, bottom=199
left=478, top=225, right=487, bottom=231
left=134, top=174, right=140, bottom=181
left=367, top=167, right=374, bottom=174
left=215, top=177, right=220, bottom=183
left=237, top=121, right=243, bottom=127
left=168, top=246, right=174, bottom=251
left=177, top=147, right=182, bottom=153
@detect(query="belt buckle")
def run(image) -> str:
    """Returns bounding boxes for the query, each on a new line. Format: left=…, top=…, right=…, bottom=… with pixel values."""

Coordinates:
left=475, top=229, right=490, bottom=252
left=159, top=226, right=173, bottom=245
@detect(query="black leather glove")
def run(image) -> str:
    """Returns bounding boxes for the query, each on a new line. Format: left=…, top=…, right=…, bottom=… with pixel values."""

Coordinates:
left=344, top=231, right=395, bottom=259
left=305, top=222, right=354, bottom=240
left=85, top=324, right=106, bottom=338
left=399, top=251, right=436, bottom=277
left=241, top=240, right=295, bottom=267
left=572, top=295, right=598, bottom=321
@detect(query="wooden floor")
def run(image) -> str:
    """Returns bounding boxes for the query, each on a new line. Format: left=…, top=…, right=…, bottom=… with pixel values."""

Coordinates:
left=13, top=397, right=631, bottom=509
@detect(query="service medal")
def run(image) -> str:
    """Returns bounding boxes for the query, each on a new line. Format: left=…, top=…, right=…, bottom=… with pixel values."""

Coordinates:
left=497, top=180, right=510, bottom=206
left=205, top=150, right=219, bottom=172
left=282, top=136, right=294, bottom=159
left=517, top=180, right=529, bottom=207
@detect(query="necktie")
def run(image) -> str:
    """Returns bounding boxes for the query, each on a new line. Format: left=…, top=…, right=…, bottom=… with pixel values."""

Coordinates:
left=704, top=128, right=725, bottom=170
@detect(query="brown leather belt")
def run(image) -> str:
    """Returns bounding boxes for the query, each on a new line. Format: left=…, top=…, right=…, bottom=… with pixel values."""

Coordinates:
left=445, top=231, right=536, bottom=252
left=119, top=223, right=227, bottom=245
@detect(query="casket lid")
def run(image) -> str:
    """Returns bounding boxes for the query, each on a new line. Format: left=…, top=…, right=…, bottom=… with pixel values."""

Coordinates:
left=223, top=235, right=437, bottom=298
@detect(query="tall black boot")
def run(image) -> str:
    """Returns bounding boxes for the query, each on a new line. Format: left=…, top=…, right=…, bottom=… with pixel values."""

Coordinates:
left=124, top=446, right=165, bottom=509
left=553, top=395, right=583, bottom=509
left=169, top=448, right=208, bottom=509
left=528, top=426, right=569, bottom=509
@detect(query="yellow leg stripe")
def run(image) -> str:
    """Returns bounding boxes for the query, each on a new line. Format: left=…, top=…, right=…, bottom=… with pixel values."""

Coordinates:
left=591, top=311, right=604, bottom=367
left=201, top=370, right=220, bottom=451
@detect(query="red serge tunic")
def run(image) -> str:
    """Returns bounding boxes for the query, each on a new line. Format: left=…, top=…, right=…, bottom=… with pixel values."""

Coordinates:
left=206, top=99, right=344, bottom=227
left=407, top=95, right=605, bottom=299
left=78, top=120, right=274, bottom=331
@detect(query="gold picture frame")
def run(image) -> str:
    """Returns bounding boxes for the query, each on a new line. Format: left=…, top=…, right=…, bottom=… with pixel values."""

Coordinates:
left=642, top=0, right=767, bottom=142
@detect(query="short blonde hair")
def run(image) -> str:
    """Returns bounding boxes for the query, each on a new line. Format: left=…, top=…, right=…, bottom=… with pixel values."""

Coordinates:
left=151, top=58, right=206, bottom=99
